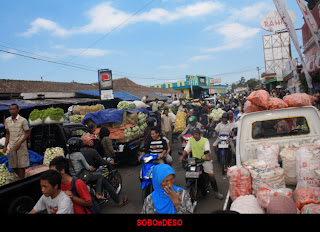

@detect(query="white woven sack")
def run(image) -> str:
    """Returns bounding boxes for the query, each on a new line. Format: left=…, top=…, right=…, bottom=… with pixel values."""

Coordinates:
left=279, top=148, right=297, bottom=186
left=230, top=195, right=265, bottom=214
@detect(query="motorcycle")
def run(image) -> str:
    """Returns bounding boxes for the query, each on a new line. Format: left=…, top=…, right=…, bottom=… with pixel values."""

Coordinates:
left=183, top=157, right=210, bottom=212
left=139, top=153, right=158, bottom=203
left=217, top=134, right=232, bottom=175
left=88, top=158, right=122, bottom=205
left=178, top=134, right=193, bottom=169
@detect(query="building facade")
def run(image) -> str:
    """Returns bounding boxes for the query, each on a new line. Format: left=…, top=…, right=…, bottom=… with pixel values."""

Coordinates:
left=147, top=75, right=228, bottom=99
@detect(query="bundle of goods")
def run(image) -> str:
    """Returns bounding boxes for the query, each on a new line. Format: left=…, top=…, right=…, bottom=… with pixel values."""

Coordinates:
left=300, top=203, right=320, bottom=214
left=73, top=104, right=104, bottom=115
left=43, top=147, right=64, bottom=166
left=117, top=101, right=136, bottom=110
left=230, top=195, right=265, bottom=214
left=295, top=144, right=320, bottom=189
left=266, top=196, right=298, bottom=214
left=244, top=90, right=316, bottom=113
left=227, top=166, right=252, bottom=201
left=256, top=142, right=279, bottom=166
left=173, top=111, right=187, bottom=133
left=209, top=108, right=226, bottom=121
left=243, top=159, right=285, bottom=194
left=247, top=90, right=270, bottom=109
left=293, top=187, right=320, bottom=210
left=255, top=187, right=293, bottom=209
left=29, top=107, right=65, bottom=125
left=243, top=100, right=265, bottom=113
left=0, top=164, right=9, bottom=186
left=29, top=109, right=44, bottom=126
left=279, top=147, right=297, bottom=186
left=283, top=93, right=317, bottom=107
left=69, top=114, right=85, bottom=123
left=268, top=97, right=288, bottom=110
left=137, top=112, right=148, bottom=133
left=132, top=100, right=148, bottom=109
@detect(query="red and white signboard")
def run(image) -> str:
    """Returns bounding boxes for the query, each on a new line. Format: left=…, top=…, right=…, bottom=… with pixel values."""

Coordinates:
left=260, top=10, right=296, bottom=32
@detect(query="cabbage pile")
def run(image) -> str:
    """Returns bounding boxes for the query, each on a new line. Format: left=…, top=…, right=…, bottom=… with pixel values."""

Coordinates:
left=29, top=107, right=65, bottom=125
left=44, top=147, right=64, bottom=166
left=209, top=108, right=226, bottom=120
left=0, top=164, right=9, bottom=186
left=117, top=101, right=136, bottom=110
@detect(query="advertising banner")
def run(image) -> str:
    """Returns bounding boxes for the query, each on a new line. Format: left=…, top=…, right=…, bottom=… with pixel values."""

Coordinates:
left=98, top=69, right=114, bottom=100
left=273, top=0, right=313, bottom=89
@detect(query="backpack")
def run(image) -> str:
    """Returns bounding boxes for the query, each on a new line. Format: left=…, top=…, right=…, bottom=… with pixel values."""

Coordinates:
left=71, top=177, right=101, bottom=214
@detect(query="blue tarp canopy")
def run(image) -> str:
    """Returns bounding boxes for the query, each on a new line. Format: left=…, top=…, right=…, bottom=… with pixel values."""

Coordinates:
left=75, top=91, right=141, bottom=101
left=82, top=108, right=124, bottom=125
left=81, top=108, right=150, bottom=125
left=0, top=100, right=37, bottom=111
left=0, top=150, right=43, bottom=172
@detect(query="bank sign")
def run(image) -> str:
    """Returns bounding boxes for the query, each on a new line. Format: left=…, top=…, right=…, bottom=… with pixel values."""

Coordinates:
left=98, top=69, right=114, bottom=100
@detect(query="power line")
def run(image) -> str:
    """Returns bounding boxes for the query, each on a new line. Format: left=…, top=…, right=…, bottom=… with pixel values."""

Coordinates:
left=43, top=0, right=159, bottom=78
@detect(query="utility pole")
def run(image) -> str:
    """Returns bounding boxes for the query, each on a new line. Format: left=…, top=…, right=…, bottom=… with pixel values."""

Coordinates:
left=257, top=67, right=261, bottom=83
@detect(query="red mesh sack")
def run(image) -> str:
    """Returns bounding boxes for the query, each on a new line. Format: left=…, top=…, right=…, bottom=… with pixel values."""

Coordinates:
left=244, top=100, right=265, bottom=113
left=247, top=90, right=270, bottom=109
left=268, top=97, right=288, bottom=110
left=283, top=93, right=317, bottom=107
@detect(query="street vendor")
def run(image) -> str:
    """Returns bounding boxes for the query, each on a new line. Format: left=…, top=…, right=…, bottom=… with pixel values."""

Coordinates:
left=3, top=104, right=31, bottom=179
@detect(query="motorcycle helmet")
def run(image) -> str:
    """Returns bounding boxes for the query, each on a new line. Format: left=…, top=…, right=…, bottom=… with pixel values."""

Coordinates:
left=146, top=117, right=157, bottom=127
left=67, top=137, right=83, bottom=152
left=222, top=112, right=228, bottom=119
left=188, top=116, right=197, bottom=123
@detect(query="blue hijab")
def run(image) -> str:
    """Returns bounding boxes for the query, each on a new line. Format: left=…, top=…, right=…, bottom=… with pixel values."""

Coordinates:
left=151, top=164, right=184, bottom=214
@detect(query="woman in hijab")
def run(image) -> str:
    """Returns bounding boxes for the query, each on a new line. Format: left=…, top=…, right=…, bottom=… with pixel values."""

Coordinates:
left=142, top=164, right=193, bottom=214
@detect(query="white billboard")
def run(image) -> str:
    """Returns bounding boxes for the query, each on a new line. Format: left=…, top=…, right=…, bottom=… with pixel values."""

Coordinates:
left=263, top=32, right=291, bottom=81
left=260, top=10, right=296, bottom=32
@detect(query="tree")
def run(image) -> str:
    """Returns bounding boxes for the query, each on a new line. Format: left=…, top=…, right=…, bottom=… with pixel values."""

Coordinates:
left=246, top=78, right=260, bottom=91
left=306, top=0, right=319, bottom=10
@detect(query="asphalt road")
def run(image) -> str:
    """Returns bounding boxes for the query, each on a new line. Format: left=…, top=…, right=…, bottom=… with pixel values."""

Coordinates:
left=101, top=137, right=230, bottom=214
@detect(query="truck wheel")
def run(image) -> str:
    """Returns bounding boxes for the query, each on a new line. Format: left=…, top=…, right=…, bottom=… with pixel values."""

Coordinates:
left=8, top=196, right=35, bottom=214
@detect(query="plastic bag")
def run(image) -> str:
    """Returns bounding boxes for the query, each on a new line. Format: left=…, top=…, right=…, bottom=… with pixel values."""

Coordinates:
left=247, top=90, right=270, bottom=109
left=243, top=100, right=265, bottom=113
left=296, top=144, right=320, bottom=189
left=268, top=97, right=288, bottom=110
left=293, top=187, right=320, bottom=209
left=283, top=93, right=317, bottom=107
left=230, top=195, right=265, bottom=214
left=227, top=166, right=252, bottom=201
left=255, top=187, right=293, bottom=209
left=256, top=142, right=279, bottom=166
left=279, top=148, right=297, bottom=186
left=301, top=203, right=320, bottom=214
left=173, top=111, right=187, bottom=133
left=249, top=166, right=285, bottom=194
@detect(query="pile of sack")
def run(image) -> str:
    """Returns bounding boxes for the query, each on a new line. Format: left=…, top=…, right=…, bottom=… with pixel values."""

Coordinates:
left=227, top=141, right=320, bottom=214
left=244, top=90, right=317, bottom=113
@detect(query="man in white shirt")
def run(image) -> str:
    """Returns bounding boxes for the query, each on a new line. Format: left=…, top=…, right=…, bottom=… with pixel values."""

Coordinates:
left=29, top=170, right=74, bottom=214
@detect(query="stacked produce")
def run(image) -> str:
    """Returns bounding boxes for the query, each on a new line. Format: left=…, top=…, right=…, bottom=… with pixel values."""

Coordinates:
left=117, top=101, right=136, bottom=110
left=124, top=112, right=148, bottom=139
left=0, top=164, right=9, bottom=186
left=173, top=111, right=187, bottom=133
left=29, top=107, right=65, bottom=126
left=70, top=104, right=104, bottom=123
left=43, top=147, right=64, bottom=166
left=137, top=112, right=148, bottom=133
left=244, top=90, right=317, bottom=113
left=209, top=108, right=226, bottom=121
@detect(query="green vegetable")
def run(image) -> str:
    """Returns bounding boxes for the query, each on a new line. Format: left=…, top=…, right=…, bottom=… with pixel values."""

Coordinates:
left=41, top=107, right=65, bottom=121
left=29, top=109, right=43, bottom=121
left=117, top=101, right=129, bottom=110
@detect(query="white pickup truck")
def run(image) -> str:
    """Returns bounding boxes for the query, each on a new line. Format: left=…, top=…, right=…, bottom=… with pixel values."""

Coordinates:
left=223, top=106, right=320, bottom=210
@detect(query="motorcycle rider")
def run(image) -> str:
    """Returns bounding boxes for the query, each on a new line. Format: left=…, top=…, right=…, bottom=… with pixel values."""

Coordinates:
left=179, top=128, right=223, bottom=200
left=212, top=112, right=236, bottom=159
left=179, top=116, right=202, bottom=137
